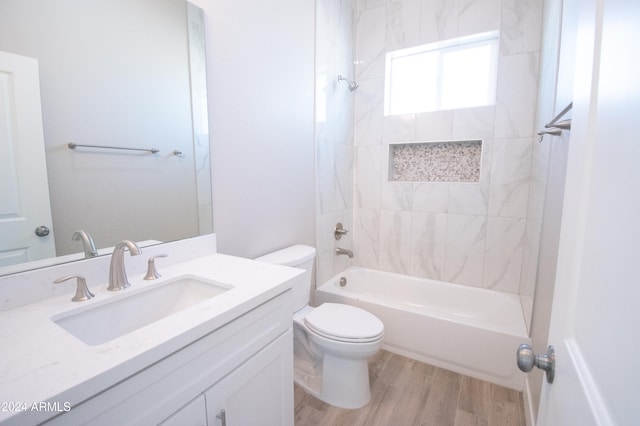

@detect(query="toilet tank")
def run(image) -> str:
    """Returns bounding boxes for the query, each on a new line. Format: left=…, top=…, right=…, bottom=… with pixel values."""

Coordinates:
left=255, top=245, right=316, bottom=312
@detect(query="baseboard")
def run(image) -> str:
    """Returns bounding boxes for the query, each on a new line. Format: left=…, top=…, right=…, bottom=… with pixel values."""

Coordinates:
left=522, top=377, right=536, bottom=426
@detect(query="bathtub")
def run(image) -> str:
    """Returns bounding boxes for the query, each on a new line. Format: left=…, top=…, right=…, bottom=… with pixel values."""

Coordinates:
left=314, top=267, right=530, bottom=390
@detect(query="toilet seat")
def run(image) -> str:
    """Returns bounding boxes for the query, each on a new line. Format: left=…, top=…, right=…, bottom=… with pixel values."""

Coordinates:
left=304, top=303, right=384, bottom=343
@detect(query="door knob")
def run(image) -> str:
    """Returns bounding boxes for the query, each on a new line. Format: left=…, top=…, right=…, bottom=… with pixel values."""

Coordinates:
left=517, top=344, right=555, bottom=383
left=34, top=226, right=50, bottom=237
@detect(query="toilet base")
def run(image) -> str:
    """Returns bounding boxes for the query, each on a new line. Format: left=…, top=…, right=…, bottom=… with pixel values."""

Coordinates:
left=321, top=353, right=371, bottom=409
left=294, top=346, right=372, bottom=409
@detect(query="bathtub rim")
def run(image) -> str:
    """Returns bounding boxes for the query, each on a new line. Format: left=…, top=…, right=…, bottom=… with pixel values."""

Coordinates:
left=316, top=266, right=529, bottom=339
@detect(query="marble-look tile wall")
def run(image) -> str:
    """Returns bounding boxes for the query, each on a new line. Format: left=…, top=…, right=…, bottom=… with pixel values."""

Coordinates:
left=352, top=0, right=543, bottom=296
left=315, top=0, right=357, bottom=285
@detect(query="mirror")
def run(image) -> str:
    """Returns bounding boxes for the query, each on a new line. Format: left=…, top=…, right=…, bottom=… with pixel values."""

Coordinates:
left=0, top=0, right=212, bottom=276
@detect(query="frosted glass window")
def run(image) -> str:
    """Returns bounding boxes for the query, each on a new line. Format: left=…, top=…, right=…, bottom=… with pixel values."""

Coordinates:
left=384, top=32, right=499, bottom=115
left=388, top=51, right=438, bottom=115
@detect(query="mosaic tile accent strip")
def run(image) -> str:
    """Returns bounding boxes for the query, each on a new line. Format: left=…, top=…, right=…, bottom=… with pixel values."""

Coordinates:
left=389, top=140, right=482, bottom=182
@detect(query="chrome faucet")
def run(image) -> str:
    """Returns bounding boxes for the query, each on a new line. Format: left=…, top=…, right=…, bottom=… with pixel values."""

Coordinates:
left=72, top=230, right=98, bottom=258
left=335, top=247, right=354, bottom=258
left=108, top=240, right=141, bottom=291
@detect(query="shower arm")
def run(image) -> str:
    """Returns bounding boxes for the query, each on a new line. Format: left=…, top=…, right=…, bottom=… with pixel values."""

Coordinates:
left=337, top=74, right=359, bottom=91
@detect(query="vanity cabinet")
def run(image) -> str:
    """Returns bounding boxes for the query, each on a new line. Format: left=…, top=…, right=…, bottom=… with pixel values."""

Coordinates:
left=160, top=331, right=292, bottom=426
left=204, top=331, right=292, bottom=426
left=160, top=332, right=292, bottom=426
left=43, top=291, right=293, bottom=426
left=159, top=395, right=207, bottom=426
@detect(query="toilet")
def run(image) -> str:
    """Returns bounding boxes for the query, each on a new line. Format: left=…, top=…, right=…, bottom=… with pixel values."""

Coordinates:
left=256, top=245, right=384, bottom=409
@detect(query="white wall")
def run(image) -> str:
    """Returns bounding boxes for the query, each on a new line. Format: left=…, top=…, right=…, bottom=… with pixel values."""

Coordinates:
left=0, top=0, right=315, bottom=260
left=191, top=0, right=316, bottom=258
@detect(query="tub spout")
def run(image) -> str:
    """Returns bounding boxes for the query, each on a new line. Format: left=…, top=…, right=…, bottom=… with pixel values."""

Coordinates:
left=335, top=247, right=354, bottom=258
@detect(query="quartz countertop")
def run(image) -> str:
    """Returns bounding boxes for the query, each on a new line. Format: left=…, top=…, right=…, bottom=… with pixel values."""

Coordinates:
left=0, top=253, right=301, bottom=425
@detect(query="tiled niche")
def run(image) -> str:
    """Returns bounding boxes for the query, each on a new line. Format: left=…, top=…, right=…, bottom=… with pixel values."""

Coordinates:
left=388, top=140, right=482, bottom=183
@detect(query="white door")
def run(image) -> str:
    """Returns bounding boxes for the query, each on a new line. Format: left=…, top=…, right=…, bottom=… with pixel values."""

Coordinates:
left=536, top=0, right=640, bottom=424
left=0, top=51, right=55, bottom=267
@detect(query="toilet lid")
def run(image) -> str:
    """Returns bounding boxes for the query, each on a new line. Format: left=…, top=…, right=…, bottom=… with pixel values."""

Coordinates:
left=304, top=303, right=384, bottom=343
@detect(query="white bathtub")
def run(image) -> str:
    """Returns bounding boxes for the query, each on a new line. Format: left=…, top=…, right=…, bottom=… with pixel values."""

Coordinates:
left=315, top=267, right=530, bottom=390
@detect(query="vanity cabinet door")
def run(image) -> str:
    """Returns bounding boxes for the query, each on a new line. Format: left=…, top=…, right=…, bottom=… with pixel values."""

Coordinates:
left=205, top=330, right=293, bottom=426
left=160, top=395, right=207, bottom=426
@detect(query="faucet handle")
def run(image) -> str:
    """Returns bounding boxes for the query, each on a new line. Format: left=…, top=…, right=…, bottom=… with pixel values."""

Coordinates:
left=334, top=223, right=349, bottom=240
left=54, top=275, right=95, bottom=302
left=144, top=254, right=168, bottom=280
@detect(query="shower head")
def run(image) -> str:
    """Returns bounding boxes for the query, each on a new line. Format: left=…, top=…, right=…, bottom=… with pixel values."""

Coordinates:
left=337, top=74, right=359, bottom=92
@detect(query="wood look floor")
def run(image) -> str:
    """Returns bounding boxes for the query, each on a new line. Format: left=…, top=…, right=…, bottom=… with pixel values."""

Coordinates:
left=294, top=350, right=526, bottom=426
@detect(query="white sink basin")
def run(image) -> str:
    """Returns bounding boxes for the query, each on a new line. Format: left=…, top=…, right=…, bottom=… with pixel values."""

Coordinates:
left=52, top=276, right=231, bottom=346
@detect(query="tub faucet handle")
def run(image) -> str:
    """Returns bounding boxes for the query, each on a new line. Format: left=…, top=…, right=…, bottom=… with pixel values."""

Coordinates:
left=144, top=254, right=168, bottom=280
left=54, top=275, right=95, bottom=302
left=334, top=223, right=349, bottom=240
